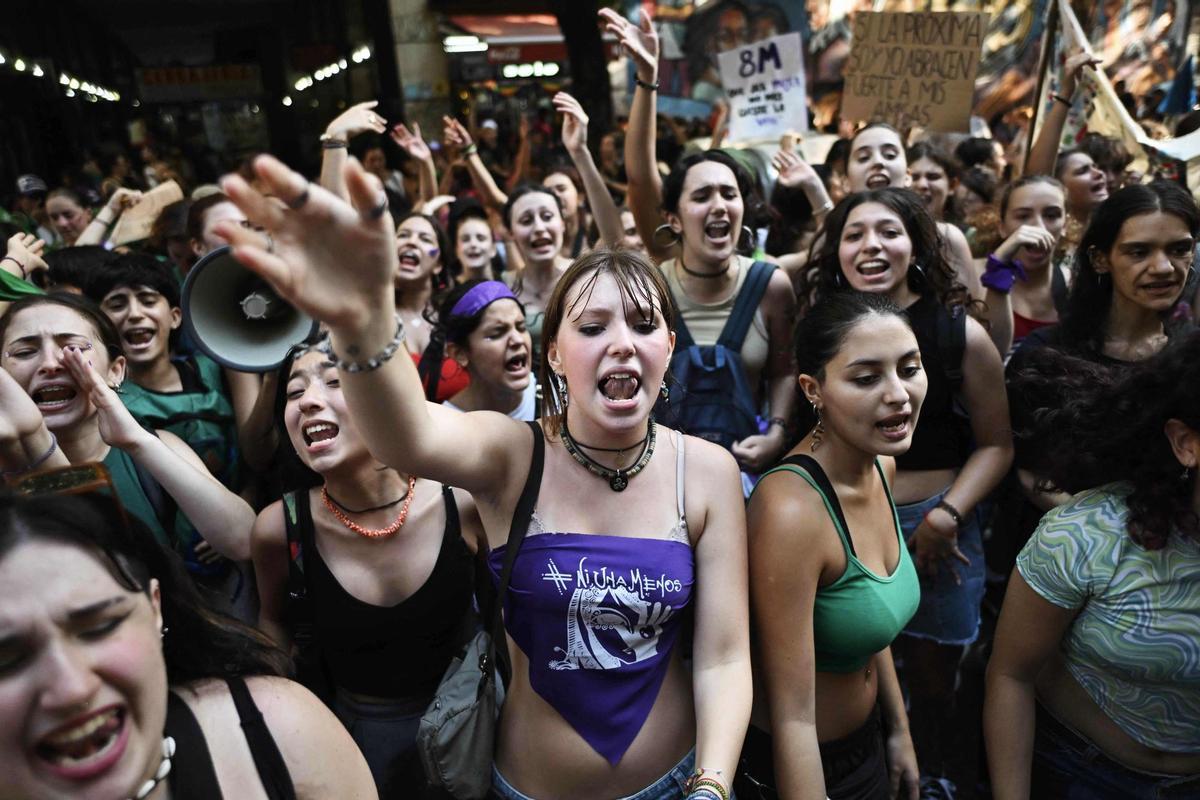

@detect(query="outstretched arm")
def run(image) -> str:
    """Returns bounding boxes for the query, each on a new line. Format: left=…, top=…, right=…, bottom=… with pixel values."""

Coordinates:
left=317, top=101, right=387, bottom=200
left=444, top=116, right=508, bottom=209
left=216, top=155, right=529, bottom=501
left=555, top=92, right=625, bottom=249
left=602, top=7, right=670, bottom=262
left=76, top=188, right=142, bottom=246
left=390, top=122, right=437, bottom=205
left=1026, top=52, right=1100, bottom=177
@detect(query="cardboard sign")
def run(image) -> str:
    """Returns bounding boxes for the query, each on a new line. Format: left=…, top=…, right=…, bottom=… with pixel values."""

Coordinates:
left=110, top=181, right=184, bottom=246
left=717, top=32, right=807, bottom=144
left=842, top=12, right=988, bottom=132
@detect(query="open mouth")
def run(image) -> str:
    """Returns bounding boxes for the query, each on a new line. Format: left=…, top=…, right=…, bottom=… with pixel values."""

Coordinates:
left=505, top=352, right=528, bottom=374
left=36, top=707, right=127, bottom=778
left=866, top=173, right=891, bottom=189
left=397, top=249, right=422, bottom=268
left=856, top=259, right=890, bottom=277
left=704, top=220, right=731, bottom=242
left=599, top=372, right=641, bottom=401
left=122, top=327, right=155, bottom=349
left=1091, top=181, right=1109, bottom=197
left=302, top=421, right=340, bottom=447
left=32, top=384, right=78, bottom=411
left=1141, top=280, right=1181, bottom=294
left=876, top=412, right=911, bottom=439
left=529, top=235, right=555, bottom=251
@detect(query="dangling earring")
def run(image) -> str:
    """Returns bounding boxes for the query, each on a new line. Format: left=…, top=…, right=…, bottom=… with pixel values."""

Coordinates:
left=653, top=223, right=681, bottom=249
left=554, top=372, right=569, bottom=409
left=1181, top=465, right=1194, bottom=482
left=833, top=271, right=846, bottom=289
left=660, top=380, right=669, bottom=403
left=810, top=406, right=825, bottom=452
left=738, top=225, right=755, bottom=253
left=908, top=260, right=927, bottom=289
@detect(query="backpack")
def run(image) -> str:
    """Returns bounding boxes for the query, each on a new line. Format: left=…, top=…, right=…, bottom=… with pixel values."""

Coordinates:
left=655, top=261, right=775, bottom=450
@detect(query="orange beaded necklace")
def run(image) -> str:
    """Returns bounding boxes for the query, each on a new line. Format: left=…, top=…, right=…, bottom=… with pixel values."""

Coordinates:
left=321, top=475, right=417, bottom=539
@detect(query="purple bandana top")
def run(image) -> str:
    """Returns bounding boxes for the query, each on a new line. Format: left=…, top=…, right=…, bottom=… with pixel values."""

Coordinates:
left=488, top=532, right=694, bottom=764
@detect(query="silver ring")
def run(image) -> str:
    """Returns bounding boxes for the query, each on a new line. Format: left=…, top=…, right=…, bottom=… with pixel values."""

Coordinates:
left=366, top=194, right=388, bottom=220
left=265, top=232, right=275, bottom=254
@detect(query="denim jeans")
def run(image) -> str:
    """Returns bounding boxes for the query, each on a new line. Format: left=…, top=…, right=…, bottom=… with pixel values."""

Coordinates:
left=1031, top=706, right=1200, bottom=799
left=896, top=487, right=986, bottom=645
left=492, top=749, right=697, bottom=800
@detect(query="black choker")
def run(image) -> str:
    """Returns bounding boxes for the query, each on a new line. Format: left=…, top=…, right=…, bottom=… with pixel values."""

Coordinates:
left=678, top=256, right=731, bottom=279
left=324, top=486, right=410, bottom=514
left=561, top=419, right=656, bottom=491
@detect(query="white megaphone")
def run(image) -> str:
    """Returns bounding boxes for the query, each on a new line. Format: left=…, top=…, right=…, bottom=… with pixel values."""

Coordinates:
left=181, top=246, right=318, bottom=372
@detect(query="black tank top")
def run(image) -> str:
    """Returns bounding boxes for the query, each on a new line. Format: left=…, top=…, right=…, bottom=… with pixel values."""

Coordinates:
left=164, top=677, right=296, bottom=800
left=895, top=294, right=973, bottom=471
left=294, top=484, right=475, bottom=698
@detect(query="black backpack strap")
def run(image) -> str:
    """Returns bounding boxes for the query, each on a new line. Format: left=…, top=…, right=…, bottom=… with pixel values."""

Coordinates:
left=225, top=677, right=297, bottom=800
left=717, top=260, right=775, bottom=351
left=1050, top=262, right=1069, bottom=314
left=778, top=454, right=856, bottom=557
left=936, top=303, right=967, bottom=396
left=486, top=421, right=545, bottom=689
left=281, top=491, right=313, bottom=645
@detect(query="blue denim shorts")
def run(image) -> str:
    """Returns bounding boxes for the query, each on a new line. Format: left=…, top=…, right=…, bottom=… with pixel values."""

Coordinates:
left=1032, top=705, right=1200, bottom=799
left=492, top=749, right=697, bottom=800
left=896, top=487, right=986, bottom=646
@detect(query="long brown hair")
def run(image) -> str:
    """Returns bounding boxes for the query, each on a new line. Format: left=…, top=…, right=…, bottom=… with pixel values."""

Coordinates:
left=538, top=248, right=675, bottom=438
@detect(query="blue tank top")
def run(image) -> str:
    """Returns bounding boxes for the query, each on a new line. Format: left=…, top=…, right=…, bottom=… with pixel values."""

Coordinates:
left=487, top=432, right=693, bottom=765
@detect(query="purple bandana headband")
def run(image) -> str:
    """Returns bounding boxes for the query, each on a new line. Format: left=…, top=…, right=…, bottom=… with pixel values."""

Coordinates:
left=450, top=280, right=519, bottom=318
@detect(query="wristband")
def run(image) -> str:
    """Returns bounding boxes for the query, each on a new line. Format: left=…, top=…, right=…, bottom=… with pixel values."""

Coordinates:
left=635, top=75, right=660, bottom=91
left=462, top=144, right=478, bottom=157
left=1, top=432, right=58, bottom=477
left=768, top=416, right=787, bottom=430
left=321, top=139, right=349, bottom=149
left=1051, top=93, right=1074, bottom=107
left=2, top=255, right=26, bottom=280
left=981, top=254, right=1028, bottom=294
left=933, top=499, right=963, bottom=527
left=324, top=315, right=406, bottom=374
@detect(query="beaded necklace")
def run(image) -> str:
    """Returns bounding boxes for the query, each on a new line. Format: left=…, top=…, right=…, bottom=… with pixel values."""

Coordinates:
left=321, top=475, right=417, bottom=539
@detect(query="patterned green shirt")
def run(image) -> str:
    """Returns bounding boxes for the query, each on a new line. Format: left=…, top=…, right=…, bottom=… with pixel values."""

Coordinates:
left=1017, top=484, right=1200, bottom=753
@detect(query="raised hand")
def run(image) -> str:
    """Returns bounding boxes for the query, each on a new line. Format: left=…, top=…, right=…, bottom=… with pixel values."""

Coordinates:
left=599, top=7, right=659, bottom=82
left=325, top=100, right=387, bottom=141
left=390, top=122, right=432, bottom=162
left=771, top=149, right=821, bottom=191
left=994, top=225, right=1057, bottom=264
left=554, top=92, right=589, bottom=155
left=4, top=233, right=48, bottom=281
left=0, top=362, right=54, bottom=467
left=216, top=155, right=398, bottom=332
left=1060, top=50, right=1101, bottom=98
left=443, top=116, right=474, bottom=150
left=105, top=187, right=143, bottom=214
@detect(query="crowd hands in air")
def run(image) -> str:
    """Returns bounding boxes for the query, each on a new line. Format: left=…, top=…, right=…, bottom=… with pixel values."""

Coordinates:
left=1, top=8, right=1199, bottom=800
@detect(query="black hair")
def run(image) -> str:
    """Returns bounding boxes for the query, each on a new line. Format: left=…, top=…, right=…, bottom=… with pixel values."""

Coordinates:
left=271, top=337, right=335, bottom=493
left=850, top=122, right=904, bottom=154
left=435, top=279, right=526, bottom=350
left=0, top=489, right=290, bottom=682
left=799, top=187, right=967, bottom=315
left=502, top=183, right=563, bottom=230
left=395, top=210, right=451, bottom=293
left=0, top=291, right=125, bottom=362
left=997, top=174, right=1065, bottom=219
left=186, top=192, right=233, bottom=244
left=907, top=141, right=963, bottom=223
left=794, top=291, right=909, bottom=380
left=1010, top=330, right=1200, bottom=548
left=1060, top=181, right=1200, bottom=353
left=959, top=166, right=997, bottom=205
left=446, top=200, right=502, bottom=281
left=85, top=252, right=181, bottom=309
left=953, top=137, right=998, bottom=170
left=41, top=246, right=115, bottom=295
left=151, top=198, right=192, bottom=245
left=825, top=138, right=851, bottom=173
left=662, top=150, right=757, bottom=215
left=1053, top=148, right=1090, bottom=181
left=1078, top=133, right=1133, bottom=175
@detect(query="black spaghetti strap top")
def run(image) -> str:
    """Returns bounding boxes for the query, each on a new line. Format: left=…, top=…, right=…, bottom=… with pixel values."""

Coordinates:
left=296, top=484, right=475, bottom=698
left=164, top=678, right=296, bottom=800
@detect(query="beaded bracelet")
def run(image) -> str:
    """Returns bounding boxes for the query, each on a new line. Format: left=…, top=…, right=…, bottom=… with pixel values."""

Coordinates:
left=684, top=774, right=729, bottom=800
left=635, top=75, right=660, bottom=91
left=326, top=315, right=406, bottom=374
left=934, top=499, right=963, bottom=527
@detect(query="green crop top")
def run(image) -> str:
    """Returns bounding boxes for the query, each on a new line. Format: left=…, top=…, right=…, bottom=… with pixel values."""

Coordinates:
left=762, top=455, right=920, bottom=673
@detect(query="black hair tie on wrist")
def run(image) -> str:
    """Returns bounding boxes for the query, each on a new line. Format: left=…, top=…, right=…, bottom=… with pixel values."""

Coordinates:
left=635, top=76, right=659, bottom=92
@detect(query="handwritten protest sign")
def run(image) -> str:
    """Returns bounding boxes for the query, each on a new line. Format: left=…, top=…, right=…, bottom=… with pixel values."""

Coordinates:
left=842, top=12, right=988, bottom=132
left=110, top=181, right=184, bottom=246
left=717, top=32, right=807, bottom=144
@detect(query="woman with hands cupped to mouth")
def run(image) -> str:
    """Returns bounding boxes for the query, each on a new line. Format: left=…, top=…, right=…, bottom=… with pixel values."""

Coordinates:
left=216, top=155, right=751, bottom=800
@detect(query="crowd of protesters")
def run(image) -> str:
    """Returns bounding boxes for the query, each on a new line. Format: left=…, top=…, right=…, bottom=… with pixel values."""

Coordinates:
left=1, top=8, right=1198, bottom=800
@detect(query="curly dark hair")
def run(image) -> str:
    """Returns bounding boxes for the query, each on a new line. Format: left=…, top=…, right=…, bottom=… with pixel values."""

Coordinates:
left=1009, top=331, right=1200, bottom=548
left=661, top=149, right=765, bottom=244
left=798, top=187, right=968, bottom=316
left=0, top=488, right=290, bottom=681
left=1059, top=181, right=1199, bottom=354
